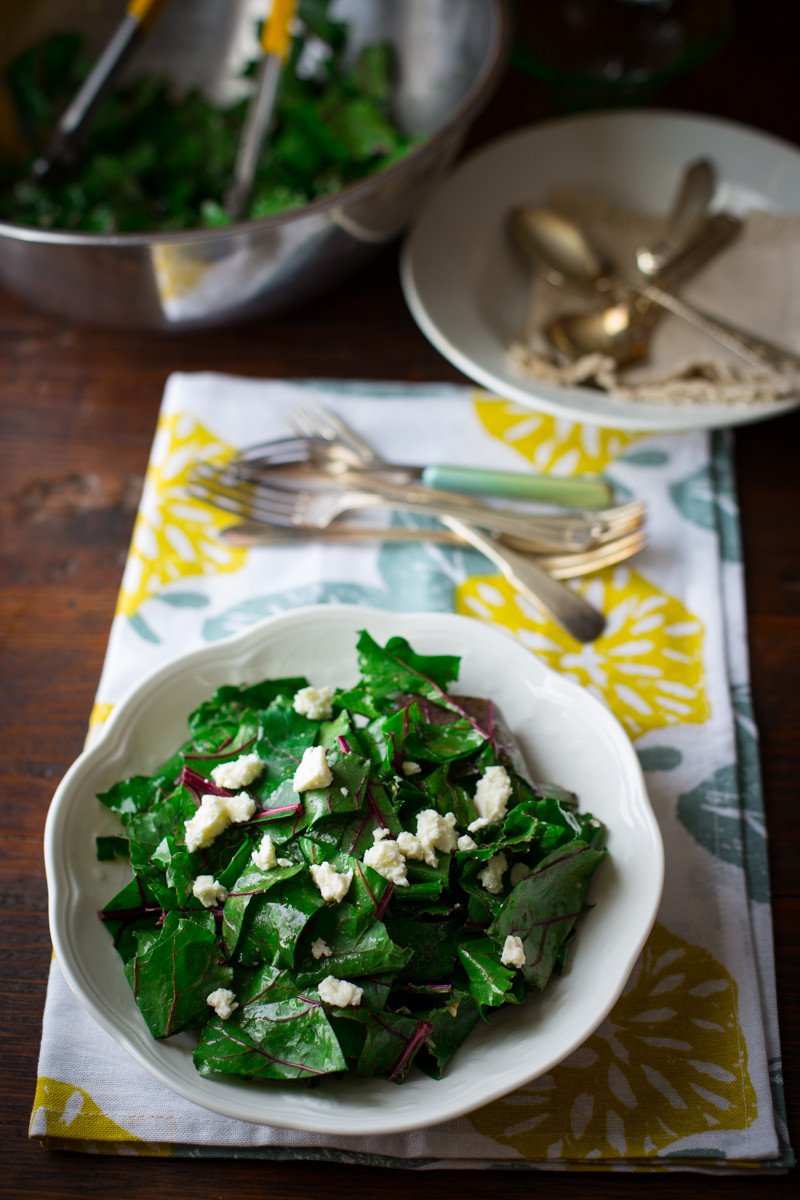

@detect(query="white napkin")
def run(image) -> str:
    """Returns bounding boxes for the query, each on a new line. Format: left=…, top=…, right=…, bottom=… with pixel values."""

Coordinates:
left=31, top=374, right=792, bottom=1171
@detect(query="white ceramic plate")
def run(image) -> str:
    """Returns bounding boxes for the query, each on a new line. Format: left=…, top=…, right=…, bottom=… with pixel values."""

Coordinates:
left=400, top=109, right=800, bottom=431
left=45, top=605, right=663, bottom=1135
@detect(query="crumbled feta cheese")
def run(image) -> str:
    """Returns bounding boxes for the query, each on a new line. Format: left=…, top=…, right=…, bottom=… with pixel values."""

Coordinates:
left=500, top=934, right=526, bottom=969
left=363, top=837, right=409, bottom=886
left=310, top=860, right=353, bottom=902
left=478, top=851, right=508, bottom=894
left=473, top=765, right=513, bottom=824
left=311, top=938, right=333, bottom=960
left=184, top=789, right=257, bottom=853
left=457, top=833, right=477, bottom=852
left=510, top=862, right=529, bottom=887
left=415, top=809, right=458, bottom=867
left=206, top=987, right=238, bottom=1019
left=293, top=684, right=334, bottom=720
left=225, top=792, right=257, bottom=824
left=372, top=826, right=390, bottom=842
left=340, top=786, right=349, bottom=796
left=277, top=857, right=292, bottom=868
left=192, top=874, right=228, bottom=908
left=184, top=794, right=231, bottom=852
left=467, top=815, right=490, bottom=834
left=401, top=760, right=421, bottom=776
left=210, top=753, right=264, bottom=790
left=396, top=830, right=424, bottom=860
left=317, top=976, right=363, bottom=1007
left=292, top=745, right=333, bottom=792
left=251, top=832, right=277, bottom=871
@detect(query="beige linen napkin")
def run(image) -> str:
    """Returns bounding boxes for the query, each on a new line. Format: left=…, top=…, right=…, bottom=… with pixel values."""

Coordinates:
left=510, top=189, right=800, bottom=408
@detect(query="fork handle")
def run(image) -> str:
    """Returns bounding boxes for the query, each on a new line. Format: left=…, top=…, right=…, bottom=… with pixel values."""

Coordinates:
left=632, top=279, right=800, bottom=372
left=442, top=516, right=606, bottom=643
left=346, top=488, right=599, bottom=551
left=420, top=465, right=612, bottom=507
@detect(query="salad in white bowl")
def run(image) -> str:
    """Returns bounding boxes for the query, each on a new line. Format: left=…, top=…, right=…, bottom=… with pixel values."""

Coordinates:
left=45, top=606, right=663, bottom=1135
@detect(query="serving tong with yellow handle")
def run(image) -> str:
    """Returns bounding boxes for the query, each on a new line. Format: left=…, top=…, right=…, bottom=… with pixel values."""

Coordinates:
left=30, top=0, right=172, bottom=181
left=224, top=0, right=298, bottom=220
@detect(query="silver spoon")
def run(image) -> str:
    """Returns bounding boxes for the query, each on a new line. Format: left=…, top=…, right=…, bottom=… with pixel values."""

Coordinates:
left=508, top=158, right=715, bottom=292
left=509, top=205, right=800, bottom=373
left=507, top=205, right=613, bottom=292
left=635, top=158, right=716, bottom=276
left=548, top=211, right=742, bottom=366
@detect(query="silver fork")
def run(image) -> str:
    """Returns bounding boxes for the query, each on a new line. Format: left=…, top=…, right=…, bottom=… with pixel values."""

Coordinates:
left=275, top=413, right=612, bottom=642
left=244, top=401, right=612, bottom=509
left=290, top=403, right=378, bottom=464
left=188, top=463, right=624, bottom=554
left=220, top=518, right=648, bottom=577
left=286, top=404, right=645, bottom=542
left=188, top=465, right=606, bottom=641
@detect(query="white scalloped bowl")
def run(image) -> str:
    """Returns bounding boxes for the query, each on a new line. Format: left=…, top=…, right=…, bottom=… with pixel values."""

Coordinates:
left=44, top=605, right=664, bottom=1135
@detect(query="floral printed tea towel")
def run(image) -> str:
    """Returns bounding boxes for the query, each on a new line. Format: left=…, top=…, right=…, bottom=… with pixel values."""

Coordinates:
left=31, top=373, right=792, bottom=1172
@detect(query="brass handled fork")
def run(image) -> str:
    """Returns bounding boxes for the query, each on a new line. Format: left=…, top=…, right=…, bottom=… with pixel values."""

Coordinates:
left=219, top=518, right=648, bottom=578
left=187, top=464, right=608, bottom=641
left=281, top=403, right=614, bottom=507
left=188, top=462, right=642, bottom=555
left=280, top=409, right=614, bottom=642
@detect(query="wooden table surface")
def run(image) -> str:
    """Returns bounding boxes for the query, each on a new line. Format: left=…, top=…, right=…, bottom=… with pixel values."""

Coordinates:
left=2, top=3, right=798, bottom=1196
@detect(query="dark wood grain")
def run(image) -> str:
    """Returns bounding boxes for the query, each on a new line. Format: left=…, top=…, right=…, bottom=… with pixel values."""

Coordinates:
left=1, top=2, right=798, bottom=1194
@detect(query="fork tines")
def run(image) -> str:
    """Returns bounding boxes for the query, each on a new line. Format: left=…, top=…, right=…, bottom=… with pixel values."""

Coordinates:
left=188, top=464, right=305, bottom=526
left=233, top=435, right=320, bottom=466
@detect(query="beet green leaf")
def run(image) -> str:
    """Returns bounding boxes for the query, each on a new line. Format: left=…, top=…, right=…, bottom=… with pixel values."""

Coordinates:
left=125, top=912, right=233, bottom=1038
left=488, top=841, right=606, bottom=990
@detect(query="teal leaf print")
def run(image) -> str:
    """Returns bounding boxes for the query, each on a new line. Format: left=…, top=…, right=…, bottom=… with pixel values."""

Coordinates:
left=710, top=430, right=742, bottom=565
left=670, top=466, right=716, bottom=530
left=731, top=683, right=771, bottom=906
left=678, top=679, right=769, bottom=903
left=202, top=584, right=389, bottom=642
left=201, top=516, right=481, bottom=643
left=663, top=1149, right=726, bottom=1161
left=669, top=462, right=740, bottom=563
left=769, top=1056, right=794, bottom=1164
left=128, top=611, right=160, bottom=644
left=175, top=1145, right=440, bottom=1167
left=677, top=760, right=768, bottom=905
left=155, top=592, right=210, bottom=608
left=377, top=513, right=488, bottom=610
left=636, top=746, right=682, bottom=772
left=290, top=380, right=464, bottom=400
left=618, top=449, right=669, bottom=467
left=678, top=764, right=750, bottom=878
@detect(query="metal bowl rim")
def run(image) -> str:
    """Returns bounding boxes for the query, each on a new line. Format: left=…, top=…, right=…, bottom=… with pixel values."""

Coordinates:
left=0, top=0, right=511, bottom=248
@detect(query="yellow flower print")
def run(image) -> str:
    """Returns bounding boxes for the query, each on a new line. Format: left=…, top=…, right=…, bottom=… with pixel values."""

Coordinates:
left=473, top=394, right=644, bottom=473
left=86, top=703, right=114, bottom=746
left=456, top=566, right=709, bottom=737
left=468, top=923, right=756, bottom=1160
left=116, top=412, right=246, bottom=619
left=31, top=1078, right=171, bottom=1155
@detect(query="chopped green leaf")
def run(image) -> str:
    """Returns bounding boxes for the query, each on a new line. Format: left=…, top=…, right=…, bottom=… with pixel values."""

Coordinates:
left=97, top=628, right=608, bottom=1085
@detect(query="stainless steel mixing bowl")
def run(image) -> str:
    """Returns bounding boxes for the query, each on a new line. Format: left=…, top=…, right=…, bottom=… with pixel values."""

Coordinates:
left=0, top=0, right=509, bottom=330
